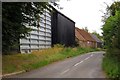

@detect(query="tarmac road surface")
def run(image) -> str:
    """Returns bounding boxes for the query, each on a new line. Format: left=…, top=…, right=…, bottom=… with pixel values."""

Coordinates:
left=6, top=51, right=106, bottom=78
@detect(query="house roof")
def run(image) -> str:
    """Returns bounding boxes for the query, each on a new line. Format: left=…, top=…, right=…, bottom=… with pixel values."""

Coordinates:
left=90, top=34, right=102, bottom=43
left=75, top=29, right=85, bottom=41
left=75, top=27, right=96, bottom=42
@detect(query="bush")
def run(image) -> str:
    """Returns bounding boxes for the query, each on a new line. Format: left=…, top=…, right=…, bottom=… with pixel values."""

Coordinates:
left=53, top=44, right=65, bottom=48
left=102, top=50, right=120, bottom=79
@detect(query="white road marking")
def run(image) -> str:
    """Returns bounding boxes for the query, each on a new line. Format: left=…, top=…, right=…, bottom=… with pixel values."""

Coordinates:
left=90, top=54, right=93, bottom=57
left=74, top=63, right=79, bottom=66
left=61, top=53, right=94, bottom=75
left=74, top=60, right=84, bottom=66
left=74, top=54, right=94, bottom=67
left=79, top=60, right=83, bottom=63
left=60, top=69, right=70, bottom=75
left=84, top=57, right=90, bottom=60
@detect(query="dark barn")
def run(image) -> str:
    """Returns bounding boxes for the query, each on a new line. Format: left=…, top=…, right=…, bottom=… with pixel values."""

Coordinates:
left=51, top=7, right=75, bottom=47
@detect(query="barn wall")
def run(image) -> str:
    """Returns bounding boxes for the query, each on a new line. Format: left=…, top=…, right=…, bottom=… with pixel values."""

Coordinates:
left=20, top=9, right=52, bottom=53
left=57, top=13, right=75, bottom=46
left=51, top=9, right=75, bottom=47
left=51, top=10, right=58, bottom=45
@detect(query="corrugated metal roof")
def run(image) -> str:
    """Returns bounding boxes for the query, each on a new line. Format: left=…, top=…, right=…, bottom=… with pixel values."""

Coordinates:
left=90, top=34, right=102, bottom=43
left=75, top=27, right=96, bottom=42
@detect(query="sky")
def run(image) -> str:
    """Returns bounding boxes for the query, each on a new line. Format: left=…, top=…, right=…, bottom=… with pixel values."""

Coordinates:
left=53, top=0, right=116, bottom=35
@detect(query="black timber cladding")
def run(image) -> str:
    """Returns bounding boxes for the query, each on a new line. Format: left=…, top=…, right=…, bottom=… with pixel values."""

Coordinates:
left=51, top=6, right=75, bottom=46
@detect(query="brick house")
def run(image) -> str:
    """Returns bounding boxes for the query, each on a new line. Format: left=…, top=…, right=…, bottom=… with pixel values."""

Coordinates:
left=75, top=27, right=96, bottom=48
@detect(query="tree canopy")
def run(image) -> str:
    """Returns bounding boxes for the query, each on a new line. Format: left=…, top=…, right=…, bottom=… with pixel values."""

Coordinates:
left=102, top=1, right=120, bottom=49
left=102, top=1, right=120, bottom=78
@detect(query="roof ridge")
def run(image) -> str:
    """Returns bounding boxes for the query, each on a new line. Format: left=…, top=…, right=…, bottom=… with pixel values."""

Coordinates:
left=75, top=27, right=96, bottom=42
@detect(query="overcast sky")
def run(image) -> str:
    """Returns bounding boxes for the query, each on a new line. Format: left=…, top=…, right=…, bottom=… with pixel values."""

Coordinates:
left=54, top=0, right=117, bottom=35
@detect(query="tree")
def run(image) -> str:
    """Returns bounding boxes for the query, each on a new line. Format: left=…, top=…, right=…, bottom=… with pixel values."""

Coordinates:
left=102, top=1, right=120, bottom=49
left=82, top=27, right=88, bottom=32
left=102, top=2, right=120, bottom=78
left=109, top=1, right=120, bottom=16
left=102, top=11, right=120, bottom=49
left=2, top=2, right=50, bottom=54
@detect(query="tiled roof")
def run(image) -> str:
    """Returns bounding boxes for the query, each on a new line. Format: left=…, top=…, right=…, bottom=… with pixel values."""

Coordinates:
left=75, top=27, right=96, bottom=42
left=90, top=34, right=102, bottom=43
left=75, top=29, right=85, bottom=41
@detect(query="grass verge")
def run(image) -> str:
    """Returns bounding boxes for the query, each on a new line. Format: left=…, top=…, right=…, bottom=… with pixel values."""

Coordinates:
left=102, top=49, right=120, bottom=79
left=3, top=46, right=99, bottom=75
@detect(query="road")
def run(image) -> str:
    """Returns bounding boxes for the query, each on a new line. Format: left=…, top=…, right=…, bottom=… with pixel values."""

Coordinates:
left=7, top=51, right=106, bottom=78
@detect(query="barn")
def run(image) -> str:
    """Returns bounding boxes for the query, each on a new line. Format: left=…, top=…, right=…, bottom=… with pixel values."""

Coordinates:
left=20, top=6, right=75, bottom=53
left=90, top=34, right=103, bottom=48
left=51, top=6, right=75, bottom=47
left=75, top=27, right=96, bottom=48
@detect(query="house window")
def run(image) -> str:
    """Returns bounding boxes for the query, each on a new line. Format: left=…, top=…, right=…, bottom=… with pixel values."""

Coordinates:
left=87, top=41, right=90, bottom=44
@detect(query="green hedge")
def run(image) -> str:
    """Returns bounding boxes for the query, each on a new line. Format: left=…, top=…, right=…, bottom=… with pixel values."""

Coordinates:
left=102, top=49, right=120, bottom=79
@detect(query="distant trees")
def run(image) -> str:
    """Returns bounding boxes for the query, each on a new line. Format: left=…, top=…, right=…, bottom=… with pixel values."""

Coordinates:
left=82, top=27, right=88, bottom=32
